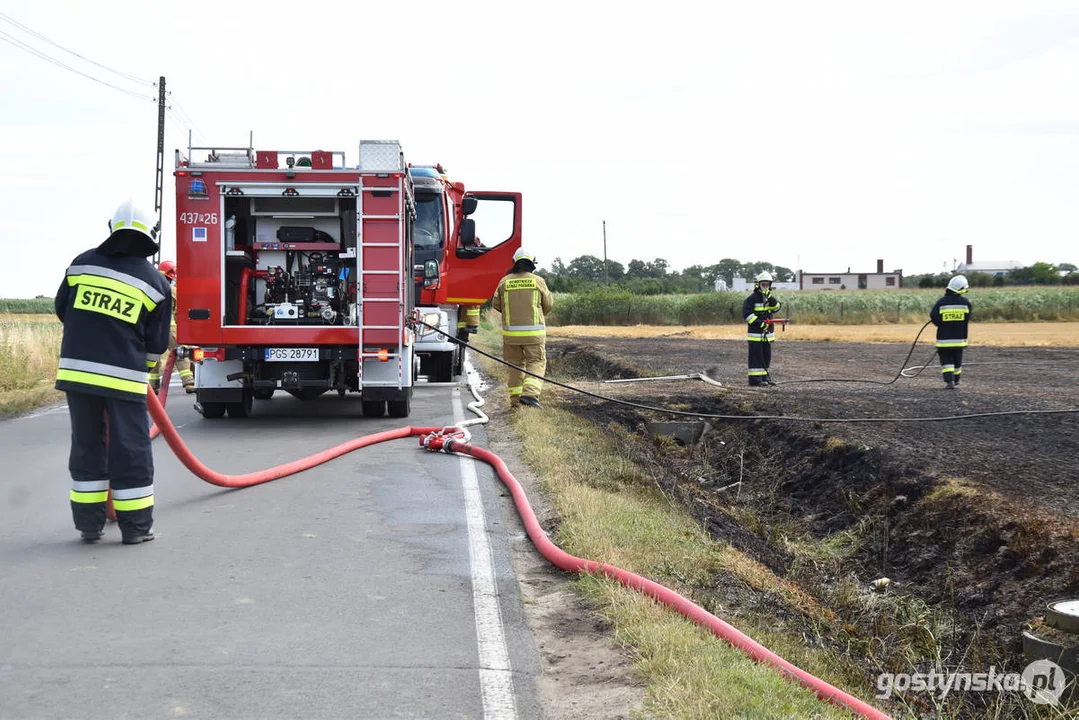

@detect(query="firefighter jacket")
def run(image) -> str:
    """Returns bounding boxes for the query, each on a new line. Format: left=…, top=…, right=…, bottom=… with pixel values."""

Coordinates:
left=743, top=288, right=781, bottom=342
left=491, top=271, right=553, bottom=346
left=54, top=249, right=172, bottom=402
left=929, top=290, right=971, bottom=348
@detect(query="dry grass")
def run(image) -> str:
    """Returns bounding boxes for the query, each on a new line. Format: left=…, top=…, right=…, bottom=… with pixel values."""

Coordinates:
left=0, top=316, right=63, bottom=416
left=549, top=322, right=1079, bottom=346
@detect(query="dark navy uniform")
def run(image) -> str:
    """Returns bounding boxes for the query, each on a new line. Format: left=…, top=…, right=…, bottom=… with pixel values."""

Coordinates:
left=743, top=284, right=781, bottom=386
left=930, top=288, right=972, bottom=387
left=55, top=243, right=171, bottom=542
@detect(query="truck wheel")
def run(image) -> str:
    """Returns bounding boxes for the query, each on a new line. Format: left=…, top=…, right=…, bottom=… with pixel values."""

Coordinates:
left=388, top=393, right=411, bottom=418
left=362, top=400, right=385, bottom=417
left=199, top=402, right=226, bottom=419
left=432, top=352, right=454, bottom=383
left=226, top=391, right=254, bottom=418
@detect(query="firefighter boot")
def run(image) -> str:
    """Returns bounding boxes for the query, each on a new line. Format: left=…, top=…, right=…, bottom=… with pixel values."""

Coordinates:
left=518, top=396, right=543, bottom=409
left=80, top=529, right=104, bottom=543
left=184, top=384, right=196, bottom=395
left=122, top=530, right=155, bottom=545
left=944, top=378, right=955, bottom=389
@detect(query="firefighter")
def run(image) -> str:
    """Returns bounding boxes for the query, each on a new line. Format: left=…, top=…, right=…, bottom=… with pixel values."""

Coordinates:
left=743, top=271, right=782, bottom=386
left=149, top=260, right=195, bottom=393
left=456, top=236, right=484, bottom=342
left=930, top=275, right=972, bottom=389
left=54, top=200, right=171, bottom=544
left=491, top=248, right=553, bottom=408
left=456, top=305, right=481, bottom=341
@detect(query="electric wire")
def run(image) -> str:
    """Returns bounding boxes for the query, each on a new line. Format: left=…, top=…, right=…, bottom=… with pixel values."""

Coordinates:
left=169, top=98, right=206, bottom=142
left=419, top=322, right=1079, bottom=424
left=0, top=28, right=154, bottom=102
left=0, top=11, right=154, bottom=86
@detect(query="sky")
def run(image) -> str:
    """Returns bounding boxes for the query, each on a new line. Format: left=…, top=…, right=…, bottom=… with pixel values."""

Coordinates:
left=2, top=0, right=1078, bottom=297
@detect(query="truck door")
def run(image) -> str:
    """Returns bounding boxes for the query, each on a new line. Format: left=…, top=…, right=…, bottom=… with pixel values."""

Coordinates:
left=435, top=191, right=522, bottom=306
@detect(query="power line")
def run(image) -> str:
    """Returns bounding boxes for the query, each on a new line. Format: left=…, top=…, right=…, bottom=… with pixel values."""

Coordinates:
left=168, top=98, right=206, bottom=142
left=0, top=11, right=153, bottom=86
left=0, top=29, right=154, bottom=102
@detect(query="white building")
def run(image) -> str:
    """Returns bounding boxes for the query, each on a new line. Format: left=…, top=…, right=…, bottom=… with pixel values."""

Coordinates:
left=798, top=259, right=903, bottom=290
left=954, top=245, right=1022, bottom=277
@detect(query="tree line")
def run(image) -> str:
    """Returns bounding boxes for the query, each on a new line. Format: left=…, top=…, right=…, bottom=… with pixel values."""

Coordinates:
left=537, top=256, right=1078, bottom=294
left=537, top=256, right=796, bottom=294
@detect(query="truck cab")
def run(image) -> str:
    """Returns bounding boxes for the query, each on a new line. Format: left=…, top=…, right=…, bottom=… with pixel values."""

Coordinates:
left=409, top=165, right=521, bottom=381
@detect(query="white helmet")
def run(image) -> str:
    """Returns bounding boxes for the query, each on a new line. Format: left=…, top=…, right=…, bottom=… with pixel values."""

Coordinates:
left=755, top=271, right=773, bottom=284
left=513, top=248, right=536, bottom=264
left=947, top=275, right=969, bottom=294
left=99, top=200, right=160, bottom=256
left=109, top=200, right=158, bottom=243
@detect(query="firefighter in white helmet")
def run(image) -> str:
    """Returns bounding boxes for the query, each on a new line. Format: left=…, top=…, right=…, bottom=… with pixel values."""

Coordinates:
left=930, top=275, right=972, bottom=388
left=54, top=200, right=171, bottom=544
left=742, top=270, right=782, bottom=386
left=491, top=248, right=553, bottom=408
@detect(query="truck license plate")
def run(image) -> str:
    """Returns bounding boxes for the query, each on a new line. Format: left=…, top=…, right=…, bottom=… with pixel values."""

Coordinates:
left=264, top=348, right=319, bottom=362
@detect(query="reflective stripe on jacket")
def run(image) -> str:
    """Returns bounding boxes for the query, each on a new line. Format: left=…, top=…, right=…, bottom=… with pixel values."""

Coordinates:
left=929, top=292, right=972, bottom=348
left=54, top=249, right=172, bottom=401
left=491, top=272, right=553, bottom=346
left=743, top=289, right=781, bottom=342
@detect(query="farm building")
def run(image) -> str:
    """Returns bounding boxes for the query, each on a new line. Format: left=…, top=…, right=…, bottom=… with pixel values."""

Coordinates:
left=799, top=259, right=903, bottom=290
left=954, top=245, right=1022, bottom=277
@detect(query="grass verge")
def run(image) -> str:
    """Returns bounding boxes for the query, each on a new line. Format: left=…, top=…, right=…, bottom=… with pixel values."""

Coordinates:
left=0, top=316, right=63, bottom=417
left=473, top=328, right=876, bottom=719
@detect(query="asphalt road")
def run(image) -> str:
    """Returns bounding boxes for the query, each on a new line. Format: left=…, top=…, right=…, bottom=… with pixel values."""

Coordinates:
left=0, top=375, right=542, bottom=720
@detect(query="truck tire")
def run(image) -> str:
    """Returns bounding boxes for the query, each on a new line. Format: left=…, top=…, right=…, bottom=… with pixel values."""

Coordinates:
left=199, top=402, right=226, bottom=419
left=226, top=391, right=254, bottom=418
left=431, top=352, right=454, bottom=383
left=362, top=400, right=385, bottom=417
left=388, top=392, right=411, bottom=418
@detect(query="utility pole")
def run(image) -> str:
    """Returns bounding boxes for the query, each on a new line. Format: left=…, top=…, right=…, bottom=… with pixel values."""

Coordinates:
left=602, top=220, right=609, bottom=286
left=154, top=76, right=166, bottom=265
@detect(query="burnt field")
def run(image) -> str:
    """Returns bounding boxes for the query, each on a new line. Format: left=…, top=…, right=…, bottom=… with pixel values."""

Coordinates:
left=544, top=335, right=1079, bottom=699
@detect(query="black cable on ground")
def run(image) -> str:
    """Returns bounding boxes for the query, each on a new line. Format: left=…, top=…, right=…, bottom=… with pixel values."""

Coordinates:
left=775, top=320, right=936, bottom=386
left=415, top=321, right=1079, bottom=424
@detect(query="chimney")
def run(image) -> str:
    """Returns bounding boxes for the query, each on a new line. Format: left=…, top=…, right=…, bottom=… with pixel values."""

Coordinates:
left=966, top=245, right=973, bottom=265
left=877, top=258, right=883, bottom=273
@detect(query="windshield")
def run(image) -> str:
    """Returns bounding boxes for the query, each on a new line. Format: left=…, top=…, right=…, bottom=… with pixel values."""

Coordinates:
left=414, top=196, right=443, bottom=248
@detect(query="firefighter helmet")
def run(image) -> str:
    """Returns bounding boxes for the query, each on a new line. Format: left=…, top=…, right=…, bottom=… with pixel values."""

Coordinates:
left=100, top=200, right=159, bottom=257
left=513, top=248, right=536, bottom=264
left=755, top=271, right=774, bottom=284
left=947, top=275, right=969, bottom=294
left=159, top=260, right=177, bottom=281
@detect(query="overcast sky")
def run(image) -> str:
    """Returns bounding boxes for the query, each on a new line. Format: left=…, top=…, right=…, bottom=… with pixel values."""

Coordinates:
left=2, top=0, right=1078, bottom=297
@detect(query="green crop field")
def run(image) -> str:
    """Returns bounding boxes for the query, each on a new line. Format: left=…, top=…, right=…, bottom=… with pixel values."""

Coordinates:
left=548, top=287, right=1079, bottom=326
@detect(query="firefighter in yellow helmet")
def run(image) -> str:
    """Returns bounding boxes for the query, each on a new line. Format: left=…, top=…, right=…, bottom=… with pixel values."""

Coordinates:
left=491, top=248, right=553, bottom=408
left=54, top=200, right=170, bottom=544
left=148, top=260, right=195, bottom=394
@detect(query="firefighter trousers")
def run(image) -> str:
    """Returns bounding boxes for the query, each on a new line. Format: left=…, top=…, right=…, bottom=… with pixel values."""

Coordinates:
left=149, top=330, right=193, bottom=389
left=938, top=347, right=964, bottom=383
left=504, top=342, right=546, bottom=401
left=66, top=391, right=154, bottom=537
left=747, top=341, right=772, bottom=385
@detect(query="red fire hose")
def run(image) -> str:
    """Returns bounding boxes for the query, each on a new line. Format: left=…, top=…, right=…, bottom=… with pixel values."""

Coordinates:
left=142, top=376, right=890, bottom=718
left=422, top=434, right=892, bottom=720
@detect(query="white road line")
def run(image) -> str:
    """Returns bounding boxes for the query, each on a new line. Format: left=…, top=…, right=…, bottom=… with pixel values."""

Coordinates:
left=453, top=395, right=517, bottom=720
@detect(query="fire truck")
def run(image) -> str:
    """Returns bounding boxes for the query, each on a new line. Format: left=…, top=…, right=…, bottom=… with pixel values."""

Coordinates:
left=408, top=164, right=522, bottom=381
left=173, top=136, right=520, bottom=419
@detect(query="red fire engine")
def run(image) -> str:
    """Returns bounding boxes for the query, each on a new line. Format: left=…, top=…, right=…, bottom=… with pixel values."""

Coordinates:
left=408, top=164, right=522, bottom=381
left=174, top=136, right=521, bottom=419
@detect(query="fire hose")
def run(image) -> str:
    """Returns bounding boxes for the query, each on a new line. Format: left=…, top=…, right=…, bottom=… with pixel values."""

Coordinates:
left=142, top=352, right=891, bottom=719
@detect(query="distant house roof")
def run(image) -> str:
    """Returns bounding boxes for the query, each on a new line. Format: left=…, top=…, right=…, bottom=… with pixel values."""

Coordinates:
left=956, top=261, right=1023, bottom=273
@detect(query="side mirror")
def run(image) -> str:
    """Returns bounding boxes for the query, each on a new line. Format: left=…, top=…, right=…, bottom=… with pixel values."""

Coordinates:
left=423, top=259, right=440, bottom=288
left=462, top=196, right=479, bottom=216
